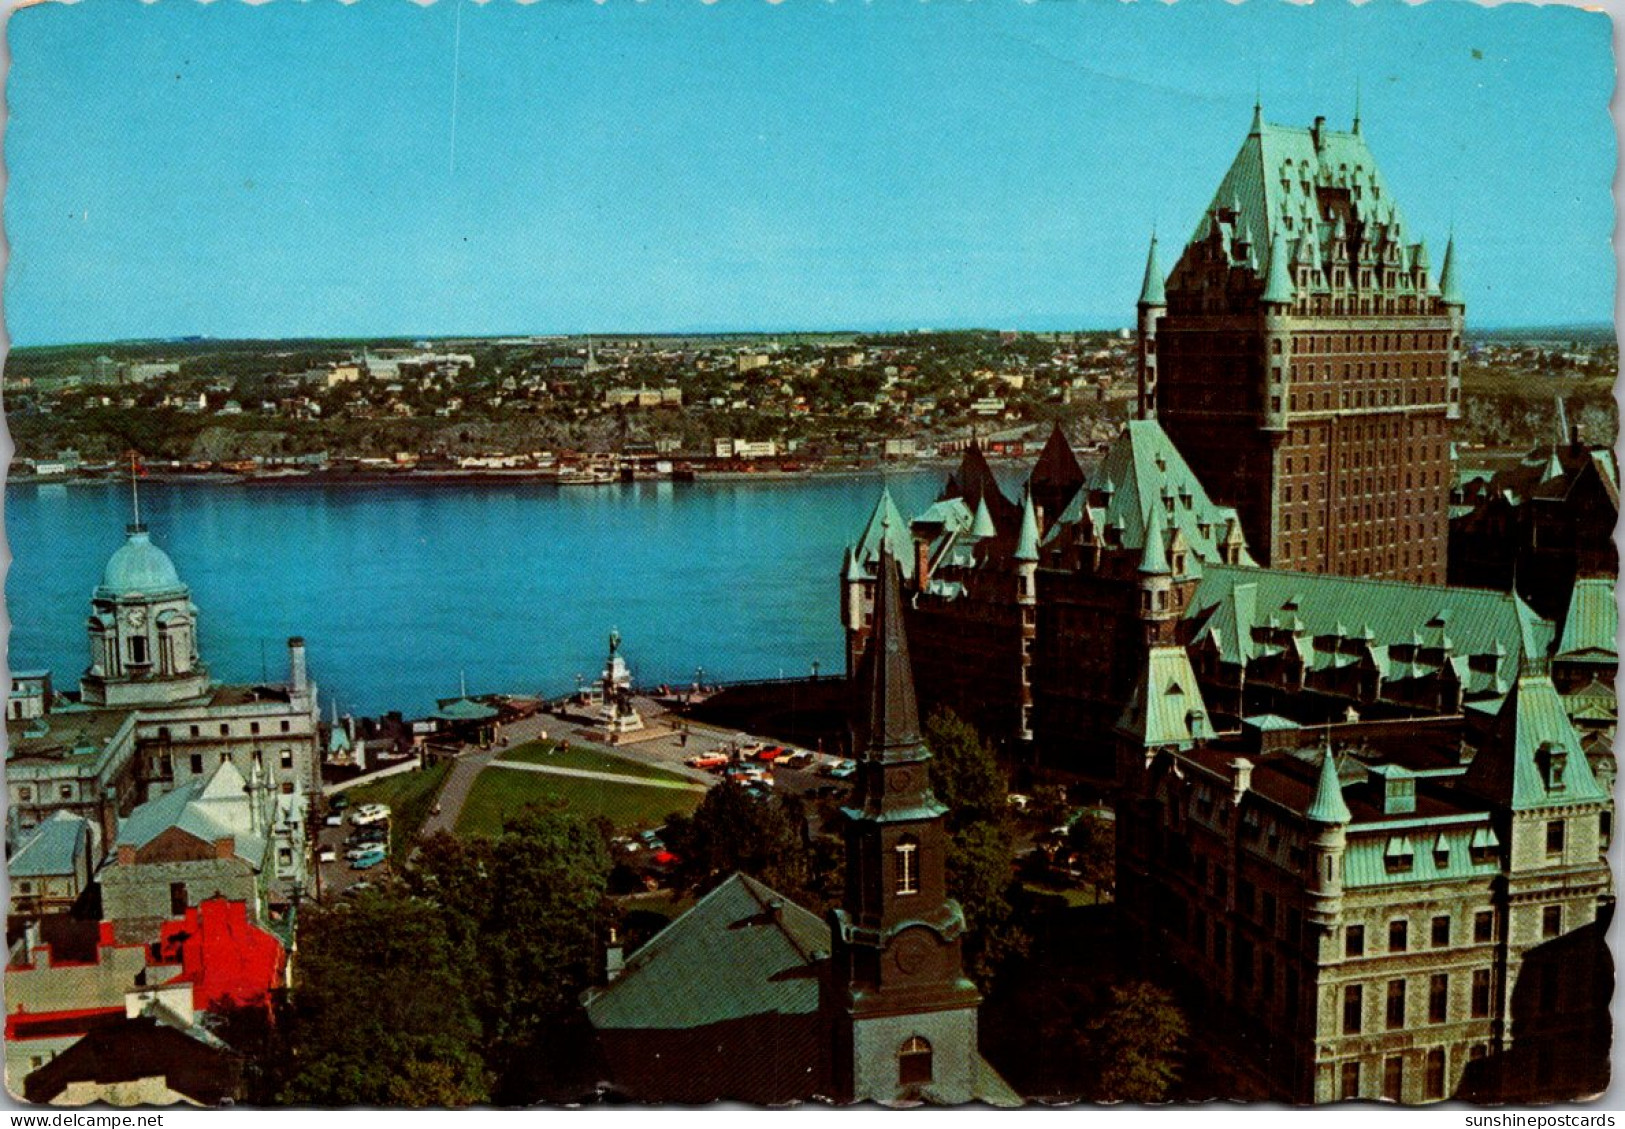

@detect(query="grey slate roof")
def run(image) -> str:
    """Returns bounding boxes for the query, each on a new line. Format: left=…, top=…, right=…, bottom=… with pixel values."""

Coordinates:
left=10, top=811, right=93, bottom=878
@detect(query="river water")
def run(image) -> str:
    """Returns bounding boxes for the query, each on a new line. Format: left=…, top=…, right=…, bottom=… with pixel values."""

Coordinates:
left=4, top=473, right=962, bottom=718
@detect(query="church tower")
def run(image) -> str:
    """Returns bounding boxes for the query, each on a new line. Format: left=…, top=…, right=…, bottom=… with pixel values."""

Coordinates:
left=80, top=518, right=210, bottom=709
left=1148, top=105, right=1459, bottom=583
left=825, top=536, right=983, bottom=1105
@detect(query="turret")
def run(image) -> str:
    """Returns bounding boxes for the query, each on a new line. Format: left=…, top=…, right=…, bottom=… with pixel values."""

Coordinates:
left=1136, top=232, right=1168, bottom=420
left=1305, top=742, right=1350, bottom=925
left=287, top=636, right=309, bottom=697
left=1138, top=509, right=1175, bottom=643
left=1439, top=234, right=1465, bottom=420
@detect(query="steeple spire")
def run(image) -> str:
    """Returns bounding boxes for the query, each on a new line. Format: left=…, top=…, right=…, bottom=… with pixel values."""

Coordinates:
left=1249, top=96, right=1263, bottom=136
left=1014, top=489, right=1041, bottom=563
left=861, top=541, right=923, bottom=757
left=127, top=451, right=146, bottom=533
left=1261, top=229, right=1296, bottom=305
left=1352, top=77, right=1362, bottom=134
left=1138, top=232, right=1166, bottom=308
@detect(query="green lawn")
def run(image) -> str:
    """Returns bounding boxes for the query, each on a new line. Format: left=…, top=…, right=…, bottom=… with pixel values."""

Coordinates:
left=498, top=740, right=694, bottom=783
left=346, top=760, right=452, bottom=861
left=456, top=766, right=702, bottom=839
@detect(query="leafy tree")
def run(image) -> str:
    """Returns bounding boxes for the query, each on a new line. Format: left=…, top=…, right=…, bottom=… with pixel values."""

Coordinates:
left=661, top=783, right=813, bottom=901
left=1067, top=812, right=1116, bottom=902
left=279, top=890, right=489, bottom=1106
left=1082, top=980, right=1190, bottom=1103
left=923, top=710, right=1007, bottom=830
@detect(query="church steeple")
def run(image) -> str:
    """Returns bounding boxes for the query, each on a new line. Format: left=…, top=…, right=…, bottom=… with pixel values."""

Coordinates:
left=827, top=540, right=983, bottom=1104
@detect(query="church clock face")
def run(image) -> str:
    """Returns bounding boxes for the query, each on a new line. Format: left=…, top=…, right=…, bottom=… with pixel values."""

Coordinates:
left=124, top=607, right=147, bottom=629
left=892, top=930, right=936, bottom=976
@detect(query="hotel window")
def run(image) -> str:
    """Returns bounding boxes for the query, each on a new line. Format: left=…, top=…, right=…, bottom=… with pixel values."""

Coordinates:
left=220, top=724, right=230, bottom=737
left=58, top=784, right=72, bottom=800
left=1541, top=905, right=1562, bottom=939
left=1383, top=1056, right=1404, bottom=1102
left=1389, top=919, right=1408, bottom=953
left=1424, top=1049, right=1447, bottom=1101
left=1429, top=974, right=1449, bottom=1023
left=1471, top=970, right=1492, bottom=1017
left=1546, top=820, right=1565, bottom=859
left=898, top=1036, right=933, bottom=1086
left=129, top=635, right=148, bottom=664
left=280, top=720, right=291, bottom=733
left=895, top=837, right=919, bottom=896
left=1432, top=915, right=1450, bottom=948
left=190, top=753, right=204, bottom=775
left=1340, top=1061, right=1361, bottom=1100
left=281, top=749, right=295, bottom=770
left=17, top=787, right=30, bottom=802
left=170, top=882, right=188, bottom=917
left=250, top=722, right=261, bottom=736
left=1386, top=979, right=1406, bottom=1029
left=1345, top=925, right=1365, bottom=957
left=190, top=725, right=200, bottom=738
left=1343, top=984, right=1363, bottom=1035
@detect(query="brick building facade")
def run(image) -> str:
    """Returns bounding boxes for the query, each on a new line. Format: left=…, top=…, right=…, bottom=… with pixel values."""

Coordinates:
left=1142, top=107, right=1461, bottom=583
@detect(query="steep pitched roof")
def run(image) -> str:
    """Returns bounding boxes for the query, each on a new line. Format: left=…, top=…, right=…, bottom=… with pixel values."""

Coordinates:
left=1438, top=233, right=1463, bottom=305
left=10, top=811, right=93, bottom=878
left=117, top=760, right=265, bottom=866
left=22, top=1016, right=243, bottom=1106
left=858, top=548, right=925, bottom=758
left=583, top=873, right=828, bottom=1031
left=1026, top=423, right=1086, bottom=523
left=1138, top=233, right=1167, bottom=307
left=1174, top=112, right=1433, bottom=301
left=941, top=444, right=1018, bottom=532
left=1463, top=674, right=1609, bottom=810
left=1306, top=745, right=1352, bottom=824
left=1013, top=491, right=1041, bottom=563
left=1556, top=577, right=1617, bottom=662
left=1115, top=646, right=1213, bottom=749
left=1186, top=565, right=1554, bottom=696
left=852, top=488, right=914, bottom=580
left=1049, top=419, right=1253, bottom=574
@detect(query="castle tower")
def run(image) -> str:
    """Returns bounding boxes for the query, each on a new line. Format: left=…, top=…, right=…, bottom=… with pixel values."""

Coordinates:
left=1013, top=490, right=1041, bottom=743
left=80, top=519, right=211, bottom=709
left=826, top=540, right=982, bottom=1105
left=1151, top=107, right=1458, bottom=583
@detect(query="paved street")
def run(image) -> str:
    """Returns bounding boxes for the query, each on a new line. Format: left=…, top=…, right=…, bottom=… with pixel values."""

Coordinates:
left=486, top=760, right=708, bottom=792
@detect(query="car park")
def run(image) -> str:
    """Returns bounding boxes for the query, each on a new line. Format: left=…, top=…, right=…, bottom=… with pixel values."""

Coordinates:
left=351, top=848, right=387, bottom=870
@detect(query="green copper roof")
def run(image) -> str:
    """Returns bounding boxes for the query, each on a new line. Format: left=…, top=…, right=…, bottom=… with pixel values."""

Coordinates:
left=433, top=697, right=499, bottom=722
left=1186, top=565, right=1554, bottom=695
left=1139, top=508, right=1170, bottom=575
left=1463, top=674, right=1609, bottom=811
left=853, top=487, right=914, bottom=579
left=1343, top=823, right=1501, bottom=890
left=1260, top=228, right=1295, bottom=304
left=1048, top=419, right=1254, bottom=572
left=970, top=495, right=997, bottom=540
left=98, top=527, right=187, bottom=598
left=1306, top=746, right=1351, bottom=824
left=1013, top=491, right=1040, bottom=563
left=1439, top=234, right=1463, bottom=305
left=1177, top=112, right=1432, bottom=300
left=583, top=872, right=829, bottom=1031
left=1557, top=578, right=1617, bottom=662
left=1115, top=646, right=1213, bottom=749
left=1138, top=233, right=1166, bottom=307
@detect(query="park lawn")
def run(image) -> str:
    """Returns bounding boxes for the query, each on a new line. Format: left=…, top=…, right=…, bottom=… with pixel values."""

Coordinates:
left=498, top=740, right=694, bottom=784
left=457, top=766, right=702, bottom=839
left=347, top=760, right=452, bottom=862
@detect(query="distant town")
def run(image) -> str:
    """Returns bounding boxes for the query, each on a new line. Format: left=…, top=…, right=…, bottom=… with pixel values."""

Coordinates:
left=6, top=325, right=1616, bottom=483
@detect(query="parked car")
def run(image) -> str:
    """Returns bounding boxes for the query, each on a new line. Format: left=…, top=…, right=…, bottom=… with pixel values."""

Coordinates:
left=318, top=846, right=338, bottom=863
left=638, top=829, right=666, bottom=852
left=342, top=881, right=374, bottom=898
left=779, top=751, right=815, bottom=769
left=685, top=753, right=729, bottom=770
left=325, top=814, right=345, bottom=827
left=827, top=760, right=857, bottom=780
left=346, top=842, right=384, bottom=861
left=754, top=746, right=786, bottom=762
left=351, top=803, right=391, bottom=827
left=351, top=847, right=388, bottom=870
left=329, top=794, right=351, bottom=812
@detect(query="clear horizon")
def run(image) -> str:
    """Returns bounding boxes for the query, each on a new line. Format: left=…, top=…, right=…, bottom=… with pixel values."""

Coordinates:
left=7, top=0, right=1615, bottom=347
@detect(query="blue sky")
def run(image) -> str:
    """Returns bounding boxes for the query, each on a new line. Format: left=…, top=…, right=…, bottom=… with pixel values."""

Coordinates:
left=5, top=0, right=1614, bottom=344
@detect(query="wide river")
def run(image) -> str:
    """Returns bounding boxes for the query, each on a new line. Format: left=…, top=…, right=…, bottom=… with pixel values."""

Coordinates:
left=4, top=473, right=974, bottom=719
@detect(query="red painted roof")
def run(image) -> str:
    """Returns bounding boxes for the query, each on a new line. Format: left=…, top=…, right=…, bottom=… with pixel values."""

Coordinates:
left=156, top=897, right=286, bottom=1013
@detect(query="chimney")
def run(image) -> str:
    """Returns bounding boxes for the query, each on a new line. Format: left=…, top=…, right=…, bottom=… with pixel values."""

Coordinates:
left=287, top=637, right=308, bottom=695
left=1312, top=116, right=1326, bottom=150
left=1231, top=757, right=1254, bottom=803
left=214, top=837, right=235, bottom=859
left=117, top=844, right=137, bottom=867
left=914, top=538, right=931, bottom=591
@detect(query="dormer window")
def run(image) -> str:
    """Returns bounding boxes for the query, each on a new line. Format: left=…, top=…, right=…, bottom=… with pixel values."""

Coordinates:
left=1538, top=743, right=1568, bottom=792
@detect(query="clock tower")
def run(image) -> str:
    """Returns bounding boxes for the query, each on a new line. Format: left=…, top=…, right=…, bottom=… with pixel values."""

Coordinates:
left=80, top=522, right=211, bottom=708
left=825, top=537, right=984, bottom=1104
